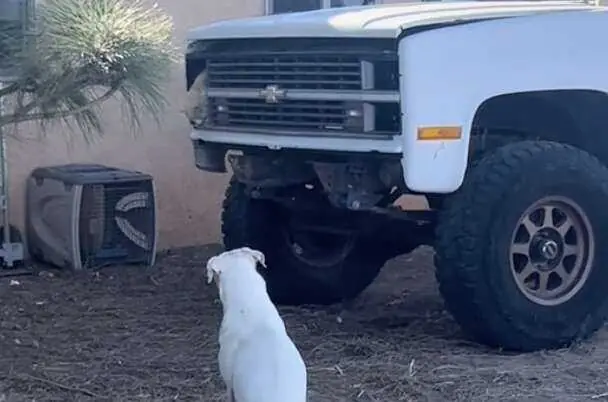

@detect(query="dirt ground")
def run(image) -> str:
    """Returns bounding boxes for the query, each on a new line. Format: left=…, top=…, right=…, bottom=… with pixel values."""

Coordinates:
left=0, top=245, right=608, bottom=402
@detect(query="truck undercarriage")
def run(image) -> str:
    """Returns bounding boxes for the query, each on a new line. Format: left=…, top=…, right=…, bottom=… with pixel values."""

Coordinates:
left=195, top=139, right=435, bottom=242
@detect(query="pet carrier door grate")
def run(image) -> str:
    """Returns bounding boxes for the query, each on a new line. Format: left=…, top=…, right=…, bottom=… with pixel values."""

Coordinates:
left=26, top=164, right=157, bottom=270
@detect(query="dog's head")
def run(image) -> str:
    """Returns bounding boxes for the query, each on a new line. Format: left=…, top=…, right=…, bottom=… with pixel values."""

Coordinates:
left=206, top=247, right=266, bottom=287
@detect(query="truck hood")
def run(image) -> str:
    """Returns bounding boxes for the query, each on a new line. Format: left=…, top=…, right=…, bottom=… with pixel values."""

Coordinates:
left=186, top=1, right=597, bottom=41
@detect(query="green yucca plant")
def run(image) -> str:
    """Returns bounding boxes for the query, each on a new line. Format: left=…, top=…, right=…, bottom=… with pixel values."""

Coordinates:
left=0, top=0, right=176, bottom=140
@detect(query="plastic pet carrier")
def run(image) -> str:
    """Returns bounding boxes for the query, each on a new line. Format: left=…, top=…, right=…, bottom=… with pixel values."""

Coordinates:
left=26, top=164, right=157, bottom=270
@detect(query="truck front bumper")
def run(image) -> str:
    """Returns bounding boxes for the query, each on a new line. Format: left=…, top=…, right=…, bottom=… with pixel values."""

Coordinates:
left=190, top=128, right=403, bottom=173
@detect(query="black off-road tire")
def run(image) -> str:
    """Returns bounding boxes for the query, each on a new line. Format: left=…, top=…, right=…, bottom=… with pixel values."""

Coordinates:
left=435, top=140, right=608, bottom=351
left=221, top=178, right=389, bottom=306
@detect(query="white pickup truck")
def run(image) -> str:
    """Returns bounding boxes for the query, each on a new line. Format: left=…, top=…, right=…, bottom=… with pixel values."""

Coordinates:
left=184, top=1, right=608, bottom=351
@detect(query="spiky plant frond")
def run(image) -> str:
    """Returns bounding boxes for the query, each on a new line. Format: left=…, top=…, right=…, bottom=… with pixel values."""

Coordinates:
left=0, top=0, right=177, bottom=140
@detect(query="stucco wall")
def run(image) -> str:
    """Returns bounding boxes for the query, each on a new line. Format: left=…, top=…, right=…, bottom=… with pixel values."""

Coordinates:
left=7, top=0, right=265, bottom=250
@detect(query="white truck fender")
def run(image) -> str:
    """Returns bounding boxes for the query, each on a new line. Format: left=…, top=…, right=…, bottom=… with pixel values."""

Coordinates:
left=398, top=9, right=608, bottom=194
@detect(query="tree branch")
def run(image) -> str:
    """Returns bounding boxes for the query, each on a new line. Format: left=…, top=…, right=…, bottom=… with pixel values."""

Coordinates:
left=0, top=84, right=121, bottom=126
left=0, top=0, right=175, bottom=137
left=8, top=68, right=95, bottom=120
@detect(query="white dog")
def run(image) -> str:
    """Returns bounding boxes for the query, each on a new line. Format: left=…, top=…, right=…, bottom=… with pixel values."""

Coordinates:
left=206, top=247, right=307, bottom=402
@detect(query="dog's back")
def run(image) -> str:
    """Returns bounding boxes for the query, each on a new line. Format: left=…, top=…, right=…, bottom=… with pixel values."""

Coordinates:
left=207, top=247, right=307, bottom=402
left=218, top=271, right=307, bottom=402
left=231, top=323, right=307, bottom=402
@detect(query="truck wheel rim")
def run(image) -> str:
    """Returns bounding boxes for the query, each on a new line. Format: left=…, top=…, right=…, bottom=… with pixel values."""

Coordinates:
left=509, top=196, right=594, bottom=306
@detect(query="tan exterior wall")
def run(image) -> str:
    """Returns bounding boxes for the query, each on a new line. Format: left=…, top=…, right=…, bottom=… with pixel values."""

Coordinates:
left=7, top=0, right=265, bottom=250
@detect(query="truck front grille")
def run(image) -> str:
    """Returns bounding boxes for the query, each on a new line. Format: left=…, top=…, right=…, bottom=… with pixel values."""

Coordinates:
left=209, top=98, right=349, bottom=131
left=187, top=38, right=401, bottom=138
left=207, top=55, right=362, bottom=91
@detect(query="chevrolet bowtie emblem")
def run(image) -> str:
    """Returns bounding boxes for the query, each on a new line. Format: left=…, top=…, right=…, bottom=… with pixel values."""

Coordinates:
left=259, top=84, right=286, bottom=104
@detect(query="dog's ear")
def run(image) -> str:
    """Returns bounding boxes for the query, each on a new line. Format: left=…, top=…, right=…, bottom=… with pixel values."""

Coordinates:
left=206, top=256, right=221, bottom=284
left=243, top=247, right=266, bottom=268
